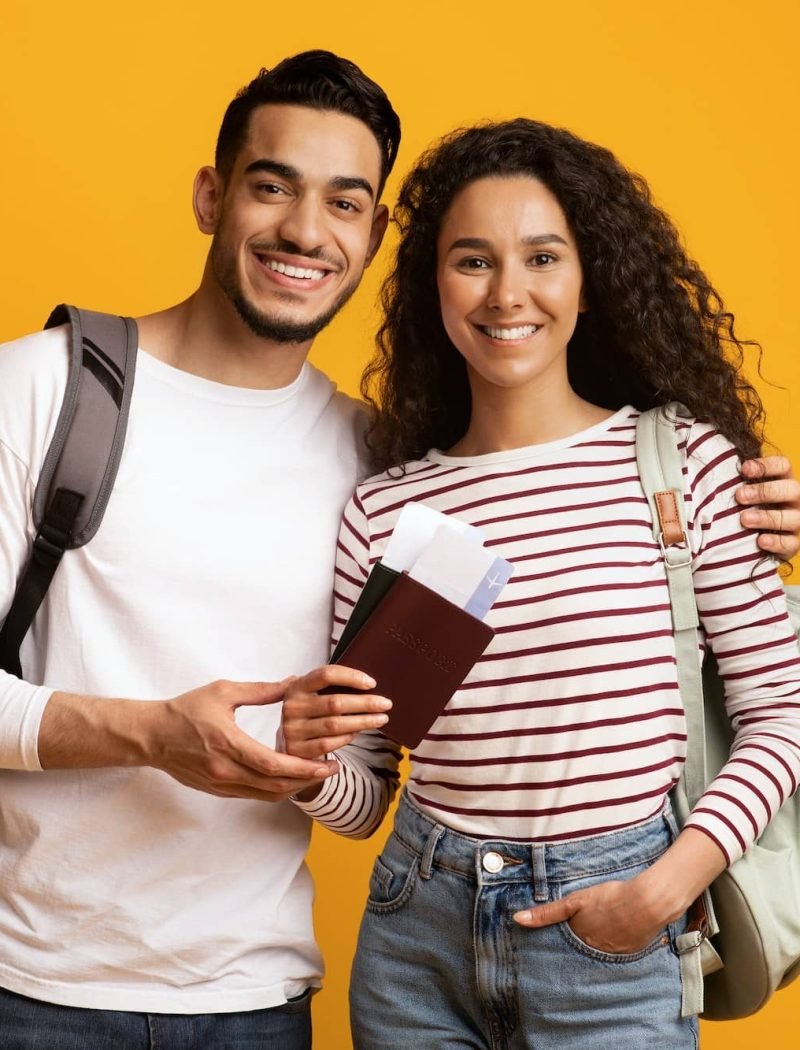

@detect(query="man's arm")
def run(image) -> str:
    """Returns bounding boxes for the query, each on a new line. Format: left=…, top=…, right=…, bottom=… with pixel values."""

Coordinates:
left=738, top=455, right=800, bottom=558
left=37, top=680, right=341, bottom=802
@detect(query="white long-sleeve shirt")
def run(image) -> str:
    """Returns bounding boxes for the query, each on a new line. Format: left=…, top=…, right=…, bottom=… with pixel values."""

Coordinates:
left=311, top=407, right=800, bottom=866
left=0, top=325, right=368, bottom=1012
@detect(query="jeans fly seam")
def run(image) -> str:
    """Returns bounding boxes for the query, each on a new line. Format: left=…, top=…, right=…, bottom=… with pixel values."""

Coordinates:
left=147, top=1013, right=157, bottom=1050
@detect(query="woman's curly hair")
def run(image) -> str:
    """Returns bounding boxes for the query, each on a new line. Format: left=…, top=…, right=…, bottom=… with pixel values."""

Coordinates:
left=362, top=118, right=764, bottom=471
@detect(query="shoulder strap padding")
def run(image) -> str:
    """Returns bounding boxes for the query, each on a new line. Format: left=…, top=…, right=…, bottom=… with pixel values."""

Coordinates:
left=635, top=403, right=707, bottom=805
left=35, top=305, right=138, bottom=547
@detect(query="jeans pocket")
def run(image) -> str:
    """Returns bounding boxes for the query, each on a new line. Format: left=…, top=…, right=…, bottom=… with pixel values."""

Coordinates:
left=555, top=862, right=672, bottom=964
left=366, top=833, right=419, bottom=913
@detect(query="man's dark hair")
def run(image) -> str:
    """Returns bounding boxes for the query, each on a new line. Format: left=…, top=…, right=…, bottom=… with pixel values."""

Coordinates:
left=215, top=50, right=401, bottom=196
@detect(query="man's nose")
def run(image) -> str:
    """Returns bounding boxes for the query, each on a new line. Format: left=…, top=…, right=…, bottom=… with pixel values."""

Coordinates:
left=277, top=195, right=327, bottom=254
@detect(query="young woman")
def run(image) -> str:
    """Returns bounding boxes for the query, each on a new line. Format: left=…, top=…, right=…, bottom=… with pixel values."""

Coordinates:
left=283, top=119, right=800, bottom=1048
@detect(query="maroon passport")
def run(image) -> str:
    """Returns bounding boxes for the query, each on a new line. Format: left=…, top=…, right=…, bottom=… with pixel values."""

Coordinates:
left=334, top=572, right=494, bottom=749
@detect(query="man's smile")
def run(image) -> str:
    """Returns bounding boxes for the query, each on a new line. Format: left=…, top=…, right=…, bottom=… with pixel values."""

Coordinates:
left=252, top=250, right=338, bottom=291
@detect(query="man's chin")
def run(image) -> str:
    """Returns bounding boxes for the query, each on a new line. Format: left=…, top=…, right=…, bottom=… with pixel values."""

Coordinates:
left=231, top=284, right=358, bottom=345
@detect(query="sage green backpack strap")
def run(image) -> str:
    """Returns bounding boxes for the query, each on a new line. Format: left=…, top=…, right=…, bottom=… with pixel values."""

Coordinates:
left=635, top=403, right=724, bottom=1016
left=635, top=404, right=707, bottom=804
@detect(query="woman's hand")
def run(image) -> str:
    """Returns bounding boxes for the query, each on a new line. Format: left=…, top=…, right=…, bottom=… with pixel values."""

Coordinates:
left=738, top=456, right=800, bottom=559
left=513, top=876, right=669, bottom=955
left=513, top=826, right=728, bottom=955
left=280, top=665, right=391, bottom=760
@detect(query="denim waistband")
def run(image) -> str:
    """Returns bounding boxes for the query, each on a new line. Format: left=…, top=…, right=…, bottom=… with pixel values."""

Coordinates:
left=393, top=791, right=676, bottom=888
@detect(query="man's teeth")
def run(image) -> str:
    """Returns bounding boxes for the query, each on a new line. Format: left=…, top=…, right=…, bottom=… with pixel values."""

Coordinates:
left=482, top=325, right=538, bottom=341
left=263, top=259, right=327, bottom=280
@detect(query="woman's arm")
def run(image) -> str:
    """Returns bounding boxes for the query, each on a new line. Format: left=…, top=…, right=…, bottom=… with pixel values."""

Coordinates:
left=286, top=491, right=403, bottom=839
left=517, top=424, right=800, bottom=950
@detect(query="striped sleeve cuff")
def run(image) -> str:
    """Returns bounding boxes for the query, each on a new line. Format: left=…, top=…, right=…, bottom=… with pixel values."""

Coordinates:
left=292, top=749, right=391, bottom=839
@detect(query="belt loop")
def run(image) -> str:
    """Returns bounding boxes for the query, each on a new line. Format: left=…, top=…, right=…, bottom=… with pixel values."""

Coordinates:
left=420, top=823, right=445, bottom=880
left=532, top=843, right=548, bottom=901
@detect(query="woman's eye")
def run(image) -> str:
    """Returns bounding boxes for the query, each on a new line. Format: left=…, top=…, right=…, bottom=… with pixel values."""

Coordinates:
left=457, top=257, right=490, bottom=270
left=531, top=252, right=556, bottom=266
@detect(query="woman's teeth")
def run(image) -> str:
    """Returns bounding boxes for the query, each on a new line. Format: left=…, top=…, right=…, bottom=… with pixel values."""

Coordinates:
left=481, top=324, right=539, bottom=340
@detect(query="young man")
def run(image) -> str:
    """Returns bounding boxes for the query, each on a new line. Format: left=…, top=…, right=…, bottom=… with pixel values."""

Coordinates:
left=0, top=48, right=797, bottom=1050
left=0, top=51, right=399, bottom=1050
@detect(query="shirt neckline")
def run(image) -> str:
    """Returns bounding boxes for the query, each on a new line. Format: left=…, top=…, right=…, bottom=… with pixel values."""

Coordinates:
left=136, top=348, right=310, bottom=407
left=427, top=405, right=636, bottom=466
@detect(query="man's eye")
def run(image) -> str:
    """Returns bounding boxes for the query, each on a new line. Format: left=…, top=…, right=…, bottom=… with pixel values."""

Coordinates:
left=333, top=200, right=358, bottom=212
left=256, top=183, right=284, bottom=195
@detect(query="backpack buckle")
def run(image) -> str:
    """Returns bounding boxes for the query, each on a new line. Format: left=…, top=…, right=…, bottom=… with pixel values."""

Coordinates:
left=660, top=533, right=692, bottom=569
left=33, top=519, right=73, bottom=566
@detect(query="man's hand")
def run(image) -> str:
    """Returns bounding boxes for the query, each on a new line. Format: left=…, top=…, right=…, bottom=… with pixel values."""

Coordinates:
left=149, top=679, right=340, bottom=801
left=39, top=679, right=339, bottom=803
left=738, top=455, right=800, bottom=559
left=281, top=665, right=391, bottom=760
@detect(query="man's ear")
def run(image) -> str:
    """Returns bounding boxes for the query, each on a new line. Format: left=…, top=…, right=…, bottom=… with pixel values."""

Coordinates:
left=365, top=204, right=390, bottom=267
left=193, top=167, right=224, bottom=234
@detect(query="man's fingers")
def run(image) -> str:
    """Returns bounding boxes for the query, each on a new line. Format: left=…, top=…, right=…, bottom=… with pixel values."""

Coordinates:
left=741, top=456, right=793, bottom=481
left=173, top=770, right=335, bottom=803
left=757, top=531, right=800, bottom=558
left=737, top=478, right=800, bottom=506
left=740, top=507, right=800, bottom=534
left=227, top=678, right=294, bottom=708
left=230, top=732, right=338, bottom=780
left=513, top=895, right=581, bottom=928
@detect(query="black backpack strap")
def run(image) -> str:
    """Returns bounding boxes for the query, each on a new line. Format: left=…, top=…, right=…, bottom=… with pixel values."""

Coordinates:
left=0, top=305, right=138, bottom=677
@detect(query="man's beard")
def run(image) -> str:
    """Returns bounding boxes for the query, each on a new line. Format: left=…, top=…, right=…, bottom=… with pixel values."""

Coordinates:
left=211, top=236, right=360, bottom=344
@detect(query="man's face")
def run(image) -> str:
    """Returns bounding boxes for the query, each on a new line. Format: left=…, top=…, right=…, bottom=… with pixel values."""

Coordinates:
left=201, top=104, right=387, bottom=344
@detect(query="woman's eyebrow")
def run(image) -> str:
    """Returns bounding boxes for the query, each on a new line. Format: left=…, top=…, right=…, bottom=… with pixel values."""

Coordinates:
left=447, top=233, right=569, bottom=251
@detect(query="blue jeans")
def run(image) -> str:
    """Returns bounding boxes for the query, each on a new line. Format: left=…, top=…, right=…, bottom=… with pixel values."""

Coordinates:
left=350, top=793, right=698, bottom=1049
left=0, top=986, right=312, bottom=1049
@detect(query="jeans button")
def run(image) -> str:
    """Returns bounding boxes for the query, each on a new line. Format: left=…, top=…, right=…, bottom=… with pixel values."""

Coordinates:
left=482, top=851, right=504, bottom=873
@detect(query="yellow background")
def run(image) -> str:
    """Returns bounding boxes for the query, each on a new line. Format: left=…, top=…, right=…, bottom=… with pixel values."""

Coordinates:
left=1, top=1, right=798, bottom=1046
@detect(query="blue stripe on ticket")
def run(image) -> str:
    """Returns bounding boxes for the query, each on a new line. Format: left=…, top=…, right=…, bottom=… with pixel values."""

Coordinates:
left=464, top=556, right=514, bottom=620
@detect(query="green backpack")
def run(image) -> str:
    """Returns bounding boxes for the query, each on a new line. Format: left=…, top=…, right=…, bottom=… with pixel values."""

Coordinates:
left=636, top=404, right=800, bottom=1020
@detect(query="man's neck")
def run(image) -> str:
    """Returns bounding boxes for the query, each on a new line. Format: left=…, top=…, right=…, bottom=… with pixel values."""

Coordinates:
left=135, top=284, right=312, bottom=391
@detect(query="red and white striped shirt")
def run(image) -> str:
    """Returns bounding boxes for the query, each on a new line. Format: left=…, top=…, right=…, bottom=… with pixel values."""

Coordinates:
left=299, top=407, right=800, bottom=865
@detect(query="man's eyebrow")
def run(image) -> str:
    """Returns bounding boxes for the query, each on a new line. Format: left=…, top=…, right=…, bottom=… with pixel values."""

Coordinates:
left=243, top=161, right=374, bottom=201
left=244, top=159, right=301, bottom=179
left=447, top=233, right=569, bottom=251
left=329, top=176, right=375, bottom=201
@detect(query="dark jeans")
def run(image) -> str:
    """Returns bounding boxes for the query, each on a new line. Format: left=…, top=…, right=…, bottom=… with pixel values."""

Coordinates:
left=0, top=985, right=312, bottom=1049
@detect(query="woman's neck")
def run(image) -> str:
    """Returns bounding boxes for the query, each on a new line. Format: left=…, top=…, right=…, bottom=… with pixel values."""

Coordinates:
left=448, top=380, right=613, bottom=457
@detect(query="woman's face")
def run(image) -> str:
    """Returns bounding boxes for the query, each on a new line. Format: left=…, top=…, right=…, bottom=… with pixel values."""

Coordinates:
left=436, top=175, right=585, bottom=395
